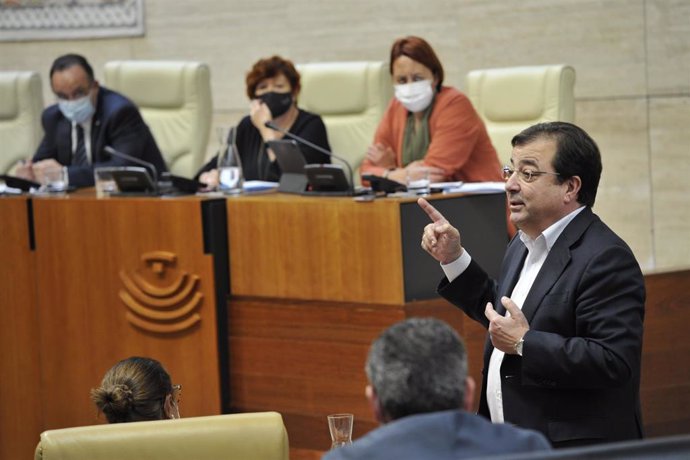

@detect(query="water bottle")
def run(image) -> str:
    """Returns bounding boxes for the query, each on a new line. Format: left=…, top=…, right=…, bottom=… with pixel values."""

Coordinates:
left=217, top=126, right=244, bottom=193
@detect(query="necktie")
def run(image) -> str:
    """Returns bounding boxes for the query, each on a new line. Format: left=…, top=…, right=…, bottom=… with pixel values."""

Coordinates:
left=73, top=125, right=88, bottom=166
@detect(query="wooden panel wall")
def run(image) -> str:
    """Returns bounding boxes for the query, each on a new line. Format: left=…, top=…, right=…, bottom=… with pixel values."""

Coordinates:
left=227, top=270, right=690, bottom=457
left=226, top=296, right=485, bottom=454
left=640, top=270, right=690, bottom=437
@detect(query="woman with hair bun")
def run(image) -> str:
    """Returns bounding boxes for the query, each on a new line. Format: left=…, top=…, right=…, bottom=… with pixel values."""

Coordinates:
left=90, top=356, right=181, bottom=423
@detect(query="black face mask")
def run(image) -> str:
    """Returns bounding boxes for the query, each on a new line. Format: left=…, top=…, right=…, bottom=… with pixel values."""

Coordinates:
left=258, top=92, right=293, bottom=118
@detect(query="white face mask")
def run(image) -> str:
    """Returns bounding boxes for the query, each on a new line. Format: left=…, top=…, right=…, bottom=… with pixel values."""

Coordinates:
left=394, top=80, right=434, bottom=113
left=58, top=93, right=95, bottom=124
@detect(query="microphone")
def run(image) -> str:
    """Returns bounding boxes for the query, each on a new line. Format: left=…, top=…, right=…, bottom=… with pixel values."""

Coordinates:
left=104, top=145, right=159, bottom=187
left=264, top=121, right=355, bottom=194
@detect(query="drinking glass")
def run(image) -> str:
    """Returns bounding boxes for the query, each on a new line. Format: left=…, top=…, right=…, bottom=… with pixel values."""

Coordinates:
left=406, top=166, right=430, bottom=194
left=216, top=126, right=244, bottom=193
left=39, top=166, right=68, bottom=194
left=327, top=413, right=353, bottom=450
left=94, top=167, right=119, bottom=198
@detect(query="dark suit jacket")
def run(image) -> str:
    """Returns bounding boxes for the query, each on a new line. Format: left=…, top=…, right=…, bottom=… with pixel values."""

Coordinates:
left=33, top=87, right=167, bottom=187
left=439, top=207, right=645, bottom=445
left=322, top=410, right=551, bottom=460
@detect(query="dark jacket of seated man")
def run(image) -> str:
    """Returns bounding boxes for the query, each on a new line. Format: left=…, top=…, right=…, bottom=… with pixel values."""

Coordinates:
left=322, top=317, right=551, bottom=460
left=33, top=86, right=167, bottom=188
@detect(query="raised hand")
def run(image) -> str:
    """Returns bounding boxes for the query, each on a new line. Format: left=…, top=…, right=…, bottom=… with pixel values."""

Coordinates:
left=418, top=197, right=463, bottom=264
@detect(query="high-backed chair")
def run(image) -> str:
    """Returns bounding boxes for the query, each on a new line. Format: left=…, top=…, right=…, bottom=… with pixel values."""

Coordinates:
left=0, top=71, right=44, bottom=174
left=103, top=61, right=212, bottom=177
left=466, top=64, right=576, bottom=163
left=35, top=411, right=289, bottom=460
left=296, top=61, right=392, bottom=183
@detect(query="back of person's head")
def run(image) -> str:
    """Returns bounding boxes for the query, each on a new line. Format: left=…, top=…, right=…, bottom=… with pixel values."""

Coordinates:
left=365, top=317, right=470, bottom=422
left=389, top=36, right=444, bottom=91
left=245, top=55, right=301, bottom=99
left=90, top=356, right=176, bottom=423
left=511, top=121, right=602, bottom=207
left=50, top=53, right=95, bottom=83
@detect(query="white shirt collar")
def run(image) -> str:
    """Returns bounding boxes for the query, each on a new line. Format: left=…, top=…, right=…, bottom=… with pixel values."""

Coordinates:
left=519, top=206, right=586, bottom=252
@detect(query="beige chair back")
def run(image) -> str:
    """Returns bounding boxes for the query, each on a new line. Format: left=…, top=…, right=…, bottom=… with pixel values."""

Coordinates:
left=466, top=64, right=576, bottom=164
left=103, top=61, right=212, bottom=177
left=35, top=411, right=289, bottom=460
left=0, top=71, right=44, bottom=174
left=297, top=61, right=392, bottom=182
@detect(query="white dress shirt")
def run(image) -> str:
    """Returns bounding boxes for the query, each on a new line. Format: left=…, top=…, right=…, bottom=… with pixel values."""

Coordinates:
left=441, top=206, right=585, bottom=423
left=63, top=120, right=93, bottom=186
left=71, top=119, right=94, bottom=164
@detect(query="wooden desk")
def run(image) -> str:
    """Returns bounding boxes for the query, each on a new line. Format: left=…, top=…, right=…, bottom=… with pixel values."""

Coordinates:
left=0, top=196, right=42, bottom=460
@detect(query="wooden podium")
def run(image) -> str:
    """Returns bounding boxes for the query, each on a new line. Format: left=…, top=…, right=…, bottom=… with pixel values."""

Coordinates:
left=0, top=194, right=229, bottom=460
left=0, top=197, right=42, bottom=460
left=224, top=192, right=508, bottom=452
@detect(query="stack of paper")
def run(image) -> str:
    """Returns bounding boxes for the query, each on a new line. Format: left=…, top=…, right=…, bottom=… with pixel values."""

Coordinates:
left=431, top=181, right=505, bottom=194
left=243, top=180, right=279, bottom=192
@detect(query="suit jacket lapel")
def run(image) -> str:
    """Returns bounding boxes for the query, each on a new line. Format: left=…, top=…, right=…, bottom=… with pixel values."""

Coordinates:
left=520, top=207, right=597, bottom=322
left=91, top=91, right=105, bottom=162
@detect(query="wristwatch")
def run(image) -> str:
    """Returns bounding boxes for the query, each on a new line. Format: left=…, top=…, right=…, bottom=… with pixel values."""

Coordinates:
left=515, top=337, right=525, bottom=356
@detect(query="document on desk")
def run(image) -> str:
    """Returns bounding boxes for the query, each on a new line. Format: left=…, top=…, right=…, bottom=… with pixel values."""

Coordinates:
left=0, top=183, right=23, bottom=195
left=243, top=180, right=279, bottom=192
left=436, top=181, right=505, bottom=194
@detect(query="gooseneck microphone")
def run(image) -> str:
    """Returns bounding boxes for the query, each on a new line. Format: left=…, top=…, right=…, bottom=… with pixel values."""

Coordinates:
left=264, top=121, right=355, bottom=195
left=104, top=145, right=159, bottom=185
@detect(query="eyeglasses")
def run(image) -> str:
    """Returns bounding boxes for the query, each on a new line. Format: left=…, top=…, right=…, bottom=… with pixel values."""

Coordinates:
left=172, top=384, right=182, bottom=404
left=502, top=166, right=560, bottom=183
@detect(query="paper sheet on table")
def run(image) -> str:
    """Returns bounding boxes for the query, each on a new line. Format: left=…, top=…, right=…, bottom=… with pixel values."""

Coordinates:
left=243, top=180, right=279, bottom=192
left=432, top=181, right=505, bottom=194
left=0, top=183, right=22, bottom=195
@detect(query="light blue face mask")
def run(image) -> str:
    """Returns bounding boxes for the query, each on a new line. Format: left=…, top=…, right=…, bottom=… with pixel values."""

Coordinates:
left=58, top=94, right=95, bottom=124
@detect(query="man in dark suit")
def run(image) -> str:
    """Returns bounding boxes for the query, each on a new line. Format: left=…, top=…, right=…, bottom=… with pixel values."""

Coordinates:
left=16, top=53, right=166, bottom=188
left=419, top=121, right=645, bottom=447
left=323, top=317, right=551, bottom=460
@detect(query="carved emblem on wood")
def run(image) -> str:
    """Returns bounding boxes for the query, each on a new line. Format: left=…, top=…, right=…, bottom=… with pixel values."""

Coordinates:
left=119, top=251, right=202, bottom=333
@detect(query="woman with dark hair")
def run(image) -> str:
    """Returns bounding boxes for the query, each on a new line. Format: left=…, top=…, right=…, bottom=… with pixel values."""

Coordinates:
left=197, top=55, right=330, bottom=187
left=361, top=36, right=501, bottom=184
left=90, top=356, right=181, bottom=423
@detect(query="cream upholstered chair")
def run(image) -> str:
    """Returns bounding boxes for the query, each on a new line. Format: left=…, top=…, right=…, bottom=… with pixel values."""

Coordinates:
left=0, top=71, right=44, bottom=174
left=35, top=411, right=289, bottom=460
left=296, top=61, right=392, bottom=183
left=103, top=61, right=212, bottom=177
left=466, top=64, right=576, bottom=164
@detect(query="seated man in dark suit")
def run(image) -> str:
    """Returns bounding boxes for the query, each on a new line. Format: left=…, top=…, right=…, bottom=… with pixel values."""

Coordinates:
left=16, top=53, right=167, bottom=188
left=323, top=317, right=551, bottom=460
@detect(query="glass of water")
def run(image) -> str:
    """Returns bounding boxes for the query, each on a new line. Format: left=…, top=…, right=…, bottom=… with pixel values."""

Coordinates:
left=38, top=166, right=68, bottom=194
left=327, top=413, right=353, bottom=450
left=217, top=127, right=244, bottom=193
